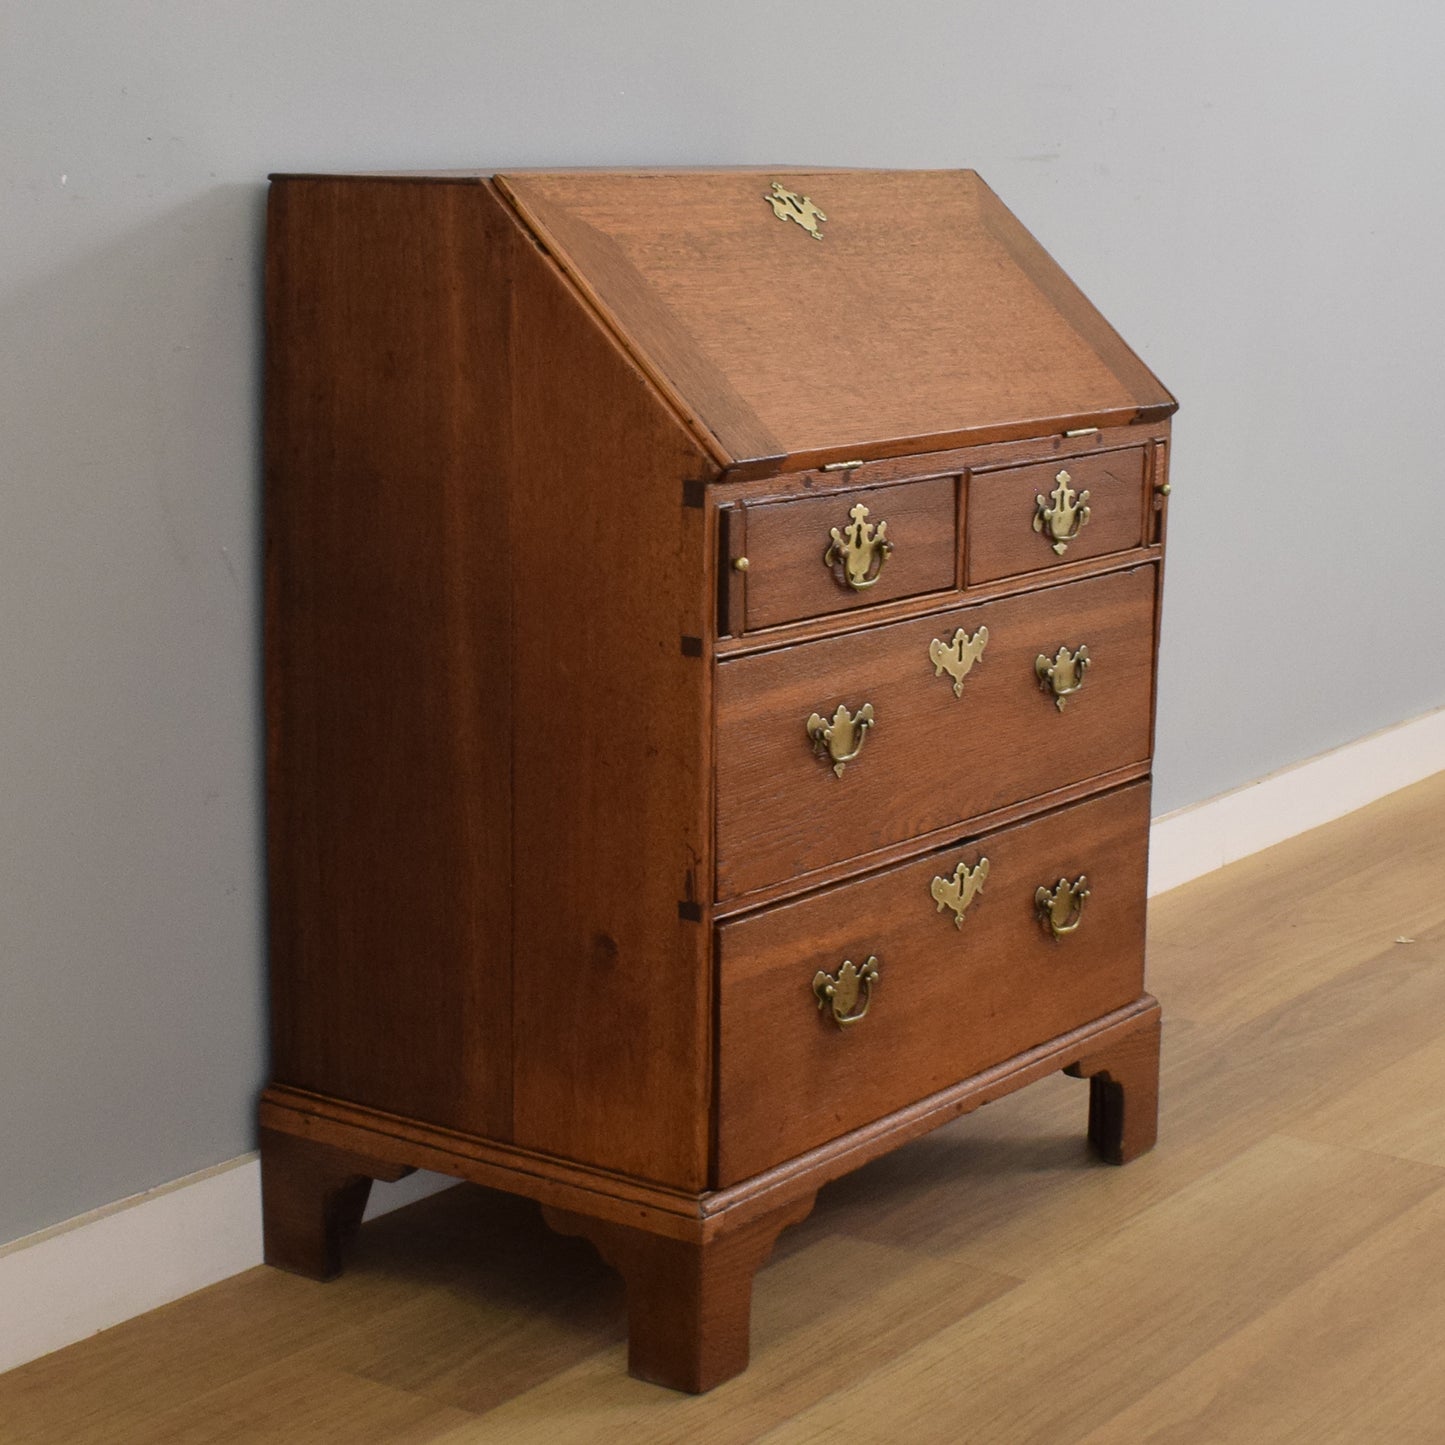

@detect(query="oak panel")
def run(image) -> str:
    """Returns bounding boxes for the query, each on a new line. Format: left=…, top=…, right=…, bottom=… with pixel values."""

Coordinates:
left=715, top=782, right=1151, bottom=1184
left=504, top=202, right=717, bottom=1190
left=739, top=476, right=957, bottom=632
left=967, top=446, right=1147, bottom=584
left=715, top=564, right=1157, bottom=899
left=500, top=169, right=1176, bottom=469
left=264, top=176, right=514, bottom=1138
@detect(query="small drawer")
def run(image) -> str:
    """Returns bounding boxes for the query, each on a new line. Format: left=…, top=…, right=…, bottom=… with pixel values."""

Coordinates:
left=967, top=447, right=1148, bottom=585
left=733, top=477, right=957, bottom=632
left=715, top=781, right=1151, bottom=1184
left=715, top=564, right=1156, bottom=900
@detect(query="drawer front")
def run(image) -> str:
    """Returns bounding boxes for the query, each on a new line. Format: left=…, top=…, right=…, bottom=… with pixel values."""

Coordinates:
left=738, top=478, right=957, bottom=632
left=716, top=782, right=1151, bottom=1184
left=967, top=447, right=1147, bottom=585
left=716, top=565, right=1156, bottom=900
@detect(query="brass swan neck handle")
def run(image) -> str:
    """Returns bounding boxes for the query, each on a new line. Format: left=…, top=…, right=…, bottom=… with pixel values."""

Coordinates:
left=813, top=956, right=880, bottom=1027
left=806, top=702, right=875, bottom=777
left=824, top=503, right=893, bottom=590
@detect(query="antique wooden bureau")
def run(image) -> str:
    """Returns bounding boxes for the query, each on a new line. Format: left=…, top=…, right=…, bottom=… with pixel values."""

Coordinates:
left=260, top=168, right=1175, bottom=1392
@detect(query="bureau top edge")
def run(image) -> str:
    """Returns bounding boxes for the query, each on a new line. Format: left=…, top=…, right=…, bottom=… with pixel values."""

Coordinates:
left=708, top=419, right=1172, bottom=504
left=266, top=165, right=871, bottom=181
left=267, top=169, right=1175, bottom=474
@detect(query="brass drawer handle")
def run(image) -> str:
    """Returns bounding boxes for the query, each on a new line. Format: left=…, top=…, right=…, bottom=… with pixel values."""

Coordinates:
left=1036, top=643, right=1090, bottom=711
left=929, top=626, right=988, bottom=698
left=824, top=502, right=893, bottom=590
left=806, top=702, right=875, bottom=777
left=1033, top=469, right=1091, bottom=555
left=931, top=856, right=989, bottom=928
left=1036, top=875, right=1090, bottom=939
left=813, top=956, right=879, bottom=1028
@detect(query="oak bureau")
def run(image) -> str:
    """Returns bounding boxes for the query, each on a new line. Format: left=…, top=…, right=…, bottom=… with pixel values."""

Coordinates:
left=260, top=168, right=1176, bottom=1392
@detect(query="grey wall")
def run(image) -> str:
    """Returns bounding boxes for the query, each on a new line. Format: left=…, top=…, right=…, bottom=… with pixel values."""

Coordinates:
left=3, top=0, right=1442, bottom=1245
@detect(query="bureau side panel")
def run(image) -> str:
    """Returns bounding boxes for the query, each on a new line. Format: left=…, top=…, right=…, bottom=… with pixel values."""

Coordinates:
left=504, top=207, right=717, bottom=1190
left=265, top=178, right=513, bottom=1137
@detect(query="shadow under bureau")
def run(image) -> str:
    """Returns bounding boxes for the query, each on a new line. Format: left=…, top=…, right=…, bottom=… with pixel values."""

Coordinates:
left=260, top=167, right=1176, bottom=1392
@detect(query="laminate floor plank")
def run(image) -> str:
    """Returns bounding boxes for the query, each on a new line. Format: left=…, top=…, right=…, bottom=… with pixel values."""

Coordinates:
left=3, top=772, right=1444, bottom=1443
left=1077, top=1185, right=1445, bottom=1445
left=771, top=1134, right=1445, bottom=1444
left=0, top=1263, right=427, bottom=1445
left=425, top=1235, right=1019, bottom=1444
left=110, top=1359, right=478, bottom=1445
left=1147, top=771, right=1445, bottom=1031
left=1284, top=920, right=1445, bottom=1168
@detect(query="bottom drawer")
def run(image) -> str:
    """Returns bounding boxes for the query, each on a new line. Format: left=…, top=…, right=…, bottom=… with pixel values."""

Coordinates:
left=715, top=781, right=1151, bottom=1185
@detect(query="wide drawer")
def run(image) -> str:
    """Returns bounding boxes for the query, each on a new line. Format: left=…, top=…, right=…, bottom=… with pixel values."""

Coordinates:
left=967, top=447, right=1148, bottom=585
left=715, top=564, right=1156, bottom=900
left=715, top=781, right=1151, bottom=1185
left=735, top=477, right=957, bottom=632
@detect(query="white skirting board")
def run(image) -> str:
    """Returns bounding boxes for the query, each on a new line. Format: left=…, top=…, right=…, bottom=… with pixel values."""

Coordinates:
left=1147, top=705, right=1445, bottom=896
left=3, top=704, right=1442, bottom=1378
left=0, top=1155, right=453, bottom=1375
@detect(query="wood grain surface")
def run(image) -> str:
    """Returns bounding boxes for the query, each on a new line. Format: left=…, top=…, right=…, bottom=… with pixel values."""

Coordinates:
left=500, top=179, right=718, bottom=1191
left=715, top=564, right=1158, bottom=898
left=738, top=475, right=957, bottom=631
left=264, top=176, right=516, bottom=1139
left=9, top=773, right=1444, bottom=1442
left=264, top=175, right=721, bottom=1192
left=1064, top=1005, right=1162, bottom=1165
left=967, top=445, right=1148, bottom=585
left=715, top=782, right=1150, bottom=1183
left=259, top=1001, right=1156, bottom=1246
left=258, top=1128, right=413, bottom=1281
left=541, top=1192, right=816, bottom=1393
left=499, top=169, right=1177, bottom=470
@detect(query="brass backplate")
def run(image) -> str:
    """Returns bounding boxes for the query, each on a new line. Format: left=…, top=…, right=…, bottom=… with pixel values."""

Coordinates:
left=929, top=626, right=989, bottom=698
left=931, top=856, right=989, bottom=929
left=765, top=180, right=827, bottom=240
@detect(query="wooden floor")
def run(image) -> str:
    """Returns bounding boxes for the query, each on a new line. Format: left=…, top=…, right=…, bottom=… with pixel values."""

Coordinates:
left=5, top=773, right=1445, bottom=1444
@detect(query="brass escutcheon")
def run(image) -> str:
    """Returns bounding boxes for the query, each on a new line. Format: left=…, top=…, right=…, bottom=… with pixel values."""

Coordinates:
left=1036, top=643, right=1090, bottom=711
left=1033, top=469, right=1092, bottom=555
left=824, top=502, right=893, bottom=590
left=931, top=856, right=989, bottom=929
left=806, top=702, right=875, bottom=777
left=813, top=955, right=879, bottom=1027
left=1036, top=875, right=1090, bottom=939
left=929, top=625, right=989, bottom=698
left=765, top=180, right=827, bottom=240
